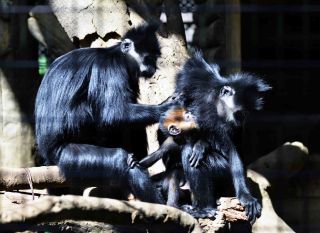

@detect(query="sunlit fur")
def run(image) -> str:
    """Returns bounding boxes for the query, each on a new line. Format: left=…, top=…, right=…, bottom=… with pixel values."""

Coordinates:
left=35, top=23, right=167, bottom=204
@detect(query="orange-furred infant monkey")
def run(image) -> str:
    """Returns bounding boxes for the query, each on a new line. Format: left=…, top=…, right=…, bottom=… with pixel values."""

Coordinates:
left=128, top=106, right=207, bottom=207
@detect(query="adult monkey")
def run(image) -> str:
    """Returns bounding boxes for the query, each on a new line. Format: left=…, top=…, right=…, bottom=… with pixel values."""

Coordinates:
left=176, top=52, right=269, bottom=223
left=35, top=23, right=173, bottom=203
left=134, top=53, right=269, bottom=224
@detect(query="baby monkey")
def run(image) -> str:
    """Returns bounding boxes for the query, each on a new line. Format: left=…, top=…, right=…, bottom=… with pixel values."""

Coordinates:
left=128, top=106, right=205, bottom=207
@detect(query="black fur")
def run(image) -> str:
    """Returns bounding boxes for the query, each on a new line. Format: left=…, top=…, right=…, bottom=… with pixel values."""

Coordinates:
left=175, top=52, right=270, bottom=222
left=35, top=23, right=169, bottom=203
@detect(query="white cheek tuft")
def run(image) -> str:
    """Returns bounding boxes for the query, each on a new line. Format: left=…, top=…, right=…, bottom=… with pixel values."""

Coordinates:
left=218, top=95, right=242, bottom=123
left=223, top=96, right=236, bottom=109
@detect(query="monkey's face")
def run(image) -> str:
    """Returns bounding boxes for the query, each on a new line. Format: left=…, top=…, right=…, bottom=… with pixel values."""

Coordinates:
left=162, top=108, right=198, bottom=136
left=216, top=85, right=246, bottom=126
left=122, top=23, right=161, bottom=78
left=121, top=39, right=160, bottom=78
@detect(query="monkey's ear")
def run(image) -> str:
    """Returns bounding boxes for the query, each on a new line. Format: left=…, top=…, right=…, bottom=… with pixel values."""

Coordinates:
left=168, top=125, right=181, bottom=136
left=121, top=39, right=133, bottom=53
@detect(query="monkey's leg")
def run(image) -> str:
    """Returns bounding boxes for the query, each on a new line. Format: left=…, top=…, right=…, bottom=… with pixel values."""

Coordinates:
left=165, top=169, right=182, bottom=207
left=58, top=144, right=164, bottom=204
left=180, top=145, right=216, bottom=218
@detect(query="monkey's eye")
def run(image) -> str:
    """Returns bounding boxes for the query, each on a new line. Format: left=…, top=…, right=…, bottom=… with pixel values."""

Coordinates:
left=184, top=112, right=193, bottom=122
left=121, top=39, right=133, bottom=53
left=220, top=86, right=234, bottom=96
left=123, top=42, right=131, bottom=49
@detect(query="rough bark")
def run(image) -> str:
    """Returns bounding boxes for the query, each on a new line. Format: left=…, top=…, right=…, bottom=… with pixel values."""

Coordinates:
left=0, top=195, right=202, bottom=233
left=0, top=166, right=67, bottom=190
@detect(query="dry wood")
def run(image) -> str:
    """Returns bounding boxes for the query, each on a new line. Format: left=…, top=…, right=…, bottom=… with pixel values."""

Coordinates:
left=0, top=166, right=68, bottom=190
left=218, top=197, right=247, bottom=222
left=0, top=195, right=202, bottom=233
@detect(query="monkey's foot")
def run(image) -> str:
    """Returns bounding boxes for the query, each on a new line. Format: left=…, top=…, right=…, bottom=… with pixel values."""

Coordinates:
left=181, top=205, right=217, bottom=219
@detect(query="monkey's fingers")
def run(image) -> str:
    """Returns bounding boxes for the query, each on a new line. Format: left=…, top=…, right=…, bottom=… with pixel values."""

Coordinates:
left=189, top=153, right=196, bottom=166
left=127, top=153, right=138, bottom=169
left=189, top=151, right=204, bottom=168
left=250, top=202, right=262, bottom=224
left=194, top=157, right=202, bottom=168
left=189, top=154, right=199, bottom=167
left=245, top=202, right=257, bottom=225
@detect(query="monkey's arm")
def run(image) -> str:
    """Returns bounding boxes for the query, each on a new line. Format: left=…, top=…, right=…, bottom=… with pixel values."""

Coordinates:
left=126, top=93, right=184, bottom=125
left=139, top=137, right=180, bottom=168
left=227, top=138, right=262, bottom=224
left=124, top=102, right=174, bottom=125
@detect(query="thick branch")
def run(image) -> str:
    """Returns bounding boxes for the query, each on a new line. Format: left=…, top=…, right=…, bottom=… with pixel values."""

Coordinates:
left=0, top=166, right=68, bottom=190
left=0, top=195, right=202, bottom=233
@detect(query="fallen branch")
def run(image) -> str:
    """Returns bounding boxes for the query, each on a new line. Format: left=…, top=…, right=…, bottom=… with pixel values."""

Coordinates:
left=0, top=166, right=68, bottom=190
left=0, top=195, right=202, bottom=233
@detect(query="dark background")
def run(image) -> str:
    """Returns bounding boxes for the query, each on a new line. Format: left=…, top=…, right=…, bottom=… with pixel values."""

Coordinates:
left=240, top=0, right=320, bottom=162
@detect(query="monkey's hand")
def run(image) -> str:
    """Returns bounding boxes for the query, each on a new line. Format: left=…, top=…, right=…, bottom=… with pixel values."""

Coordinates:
left=127, top=153, right=139, bottom=169
left=161, top=92, right=184, bottom=103
left=238, top=193, right=262, bottom=224
left=189, top=140, right=208, bottom=168
left=159, top=93, right=184, bottom=112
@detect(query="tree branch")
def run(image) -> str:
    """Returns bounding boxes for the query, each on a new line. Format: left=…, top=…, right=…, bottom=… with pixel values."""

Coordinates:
left=0, top=195, right=202, bottom=233
left=0, top=166, right=68, bottom=190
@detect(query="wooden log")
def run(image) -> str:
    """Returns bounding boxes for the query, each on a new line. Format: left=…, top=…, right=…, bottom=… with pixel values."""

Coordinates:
left=0, top=166, right=68, bottom=190
left=0, top=195, right=203, bottom=233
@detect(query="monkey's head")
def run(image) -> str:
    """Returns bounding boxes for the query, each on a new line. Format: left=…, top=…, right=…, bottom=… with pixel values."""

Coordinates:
left=176, top=52, right=271, bottom=128
left=215, top=73, right=271, bottom=126
left=121, top=22, right=161, bottom=78
left=160, top=107, right=198, bottom=136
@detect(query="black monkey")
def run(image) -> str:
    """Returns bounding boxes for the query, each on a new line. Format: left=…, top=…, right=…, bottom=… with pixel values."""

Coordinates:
left=175, top=52, right=270, bottom=223
left=35, top=23, right=172, bottom=203
left=136, top=106, right=200, bottom=207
